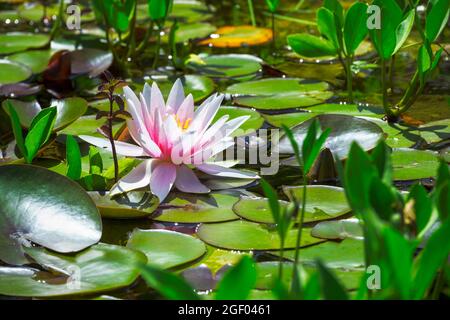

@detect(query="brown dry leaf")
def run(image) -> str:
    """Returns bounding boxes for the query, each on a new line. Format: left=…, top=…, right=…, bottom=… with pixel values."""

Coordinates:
left=199, top=26, right=273, bottom=48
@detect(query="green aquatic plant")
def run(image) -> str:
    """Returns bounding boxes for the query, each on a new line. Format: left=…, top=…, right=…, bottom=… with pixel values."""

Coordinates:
left=7, top=102, right=56, bottom=164
left=342, top=140, right=450, bottom=299
left=369, top=0, right=448, bottom=121
left=287, top=0, right=369, bottom=103
left=265, top=0, right=281, bottom=45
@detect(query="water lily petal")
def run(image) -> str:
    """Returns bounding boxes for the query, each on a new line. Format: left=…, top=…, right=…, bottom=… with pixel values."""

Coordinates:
left=110, top=160, right=154, bottom=196
left=176, top=94, right=195, bottom=124
left=190, top=94, right=224, bottom=133
left=151, top=82, right=166, bottom=116
left=166, top=78, right=185, bottom=113
left=196, top=163, right=259, bottom=179
left=150, top=162, right=177, bottom=202
left=79, top=135, right=145, bottom=157
left=143, top=82, right=152, bottom=110
left=123, top=86, right=143, bottom=119
left=175, top=165, right=210, bottom=194
left=223, top=115, right=251, bottom=137
left=198, top=115, right=229, bottom=147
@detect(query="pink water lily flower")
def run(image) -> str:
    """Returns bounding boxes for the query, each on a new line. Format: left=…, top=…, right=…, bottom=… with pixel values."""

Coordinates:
left=80, top=79, right=258, bottom=202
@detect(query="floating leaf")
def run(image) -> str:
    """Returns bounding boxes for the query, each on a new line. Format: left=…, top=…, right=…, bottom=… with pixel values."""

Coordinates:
left=165, top=22, right=216, bottom=43
left=0, top=33, right=50, bottom=55
left=3, top=98, right=88, bottom=132
left=199, top=26, right=272, bottom=48
left=7, top=50, right=52, bottom=74
left=279, top=114, right=384, bottom=160
left=186, top=54, right=262, bottom=81
left=0, top=165, right=102, bottom=265
left=0, top=59, right=32, bottom=85
left=127, top=229, right=206, bottom=269
left=89, top=191, right=159, bottom=219
left=392, top=148, right=441, bottom=181
left=0, top=244, right=145, bottom=297
left=197, top=220, right=323, bottom=251
left=311, top=218, right=364, bottom=240
left=214, top=106, right=263, bottom=135
left=154, top=192, right=240, bottom=223
left=226, top=78, right=333, bottom=110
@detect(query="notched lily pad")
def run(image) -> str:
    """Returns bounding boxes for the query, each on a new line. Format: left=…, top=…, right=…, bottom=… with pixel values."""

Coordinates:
left=3, top=97, right=88, bottom=131
left=0, top=59, right=32, bottom=85
left=0, top=244, right=146, bottom=297
left=225, top=78, right=333, bottom=110
left=186, top=54, right=262, bottom=81
left=0, top=165, right=102, bottom=265
left=197, top=220, right=323, bottom=251
left=89, top=191, right=159, bottom=219
left=127, top=229, right=206, bottom=269
left=154, top=192, right=240, bottom=223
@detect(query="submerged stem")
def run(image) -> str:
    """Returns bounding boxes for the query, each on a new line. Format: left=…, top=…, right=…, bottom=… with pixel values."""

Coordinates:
left=152, top=27, right=162, bottom=69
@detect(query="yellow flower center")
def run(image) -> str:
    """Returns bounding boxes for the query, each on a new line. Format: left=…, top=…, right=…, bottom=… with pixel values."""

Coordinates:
left=175, top=115, right=192, bottom=130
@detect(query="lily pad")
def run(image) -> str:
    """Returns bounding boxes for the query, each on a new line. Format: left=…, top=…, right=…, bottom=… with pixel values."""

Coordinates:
left=362, top=117, right=419, bottom=148
left=392, top=148, right=441, bottom=181
left=264, top=103, right=384, bottom=128
left=199, top=26, right=273, bottom=48
left=273, top=239, right=365, bottom=269
left=225, top=78, right=334, bottom=110
left=186, top=54, right=262, bottom=81
left=197, top=220, right=323, bottom=251
left=2, top=97, right=88, bottom=131
left=0, top=244, right=146, bottom=297
left=59, top=115, right=122, bottom=138
left=279, top=114, right=384, bottom=160
left=126, top=229, right=206, bottom=269
left=89, top=191, right=159, bottom=219
left=6, top=50, right=51, bottom=74
left=70, top=49, right=113, bottom=77
left=0, top=165, right=102, bottom=265
left=311, top=219, right=364, bottom=240
left=418, top=119, right=450, bottom=146
left=154, top=192, right=240, bottom=223
left=0, top=59, right=32, bottom=85
left=170, top=0, right=212, bottom=23
left=214, top=106, right=263, bottom=135
left=166, top=23, right=216, bottom=43
left=0, top=33, right=50, bottom=55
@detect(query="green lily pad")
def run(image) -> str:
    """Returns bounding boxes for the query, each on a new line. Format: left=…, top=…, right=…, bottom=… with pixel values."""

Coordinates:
left=225, top=78, right=333, bottom=110
left=127, top=229, right=206, bottom=269
left=59, top=115, right=122, bottom=138
left=89, top=191, right=159, bottom=219
left=190, top=246, right=250, bottom=274
left=165, top=23, right=216, bottom=43
left=0, top=165, right=102, bottom=265
left=17, top=3, right=59, bottom=22
left=186, top=54, right=262, bottom=81
left=274, top=239, right=365, bottom=269
left=418, top=119, right=450, bottom=145
left=197, top=220, right=323, bottom=251
left=0, top=244, right=146, bottom=297
left=255, top=260, right=364, bottom=291
left=362, top=117, right=419, bottom=148
left=234, top=185, right=351, bottom=224
left=0, top=59, right=32, bottom=85
left=202, top=176, right=257, bottom=190
left=0, top=33, right=50, bottom=55
left=2, top=98, right=88, bottom=131
left=392, top=148, right=441, bottom=181
left=264, top=104, right=384, bottom=128
left=214, top=106, right=263, bottom=135
left=279, top=114, right=384, bottom=160
left=7, top=50, right=52, bottom=74
left=311, top=219, right=363, bottom=240
left=154, top=192, right=240, bottom=223
left=170, top=0, right=212, bottom=23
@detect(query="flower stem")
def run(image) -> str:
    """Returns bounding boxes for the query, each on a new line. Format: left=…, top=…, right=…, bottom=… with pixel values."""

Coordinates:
left=345, top=55, right=354, bottom=104
left=381, top=58, right=396, bottom=121
left=247, top=0, right=256, bottom=26
left=278, top=239, right=285, bottom=280
left=108, top=95, right=119, bottom=183
left=271, top=12, right=276, bottom=48
left=291, top=178, right=307, bottom=292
